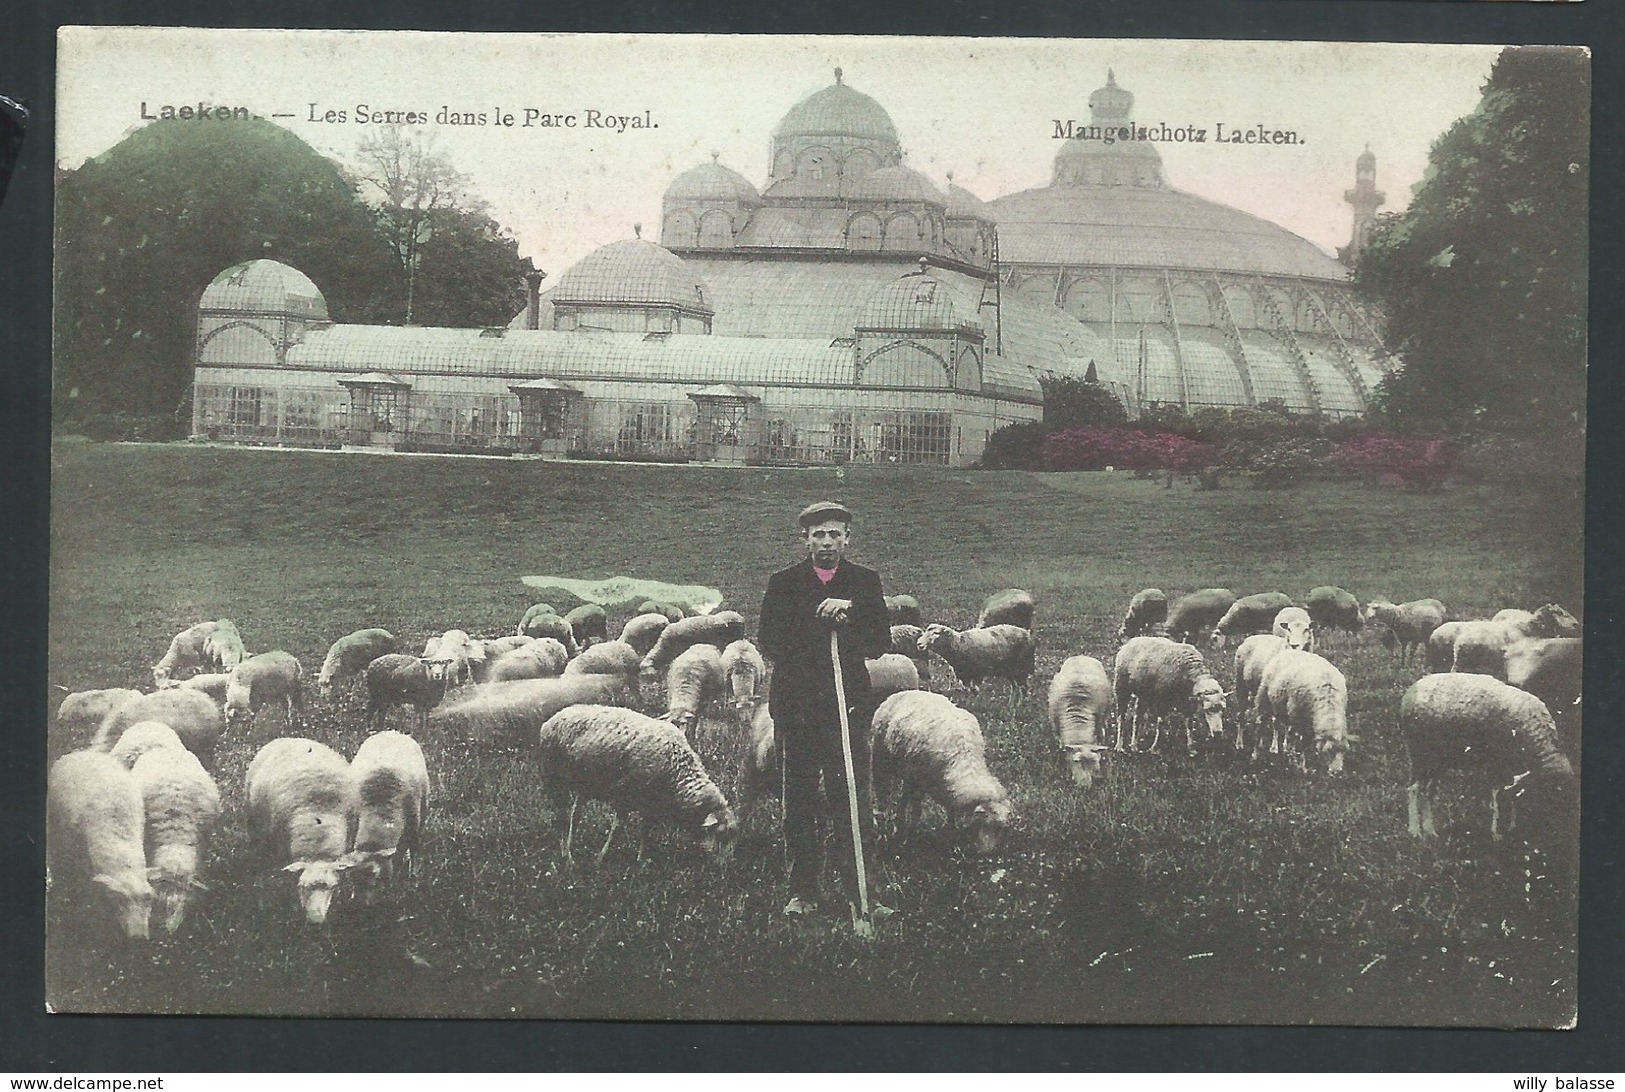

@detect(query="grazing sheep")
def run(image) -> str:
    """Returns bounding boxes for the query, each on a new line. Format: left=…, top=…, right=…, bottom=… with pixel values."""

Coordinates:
left=1119, top=588, right=1169, bottom=639
left=224, top=650, right=304, bottom=730
left=1165, top=588, right=1237, bottom=645
left=152, top=619, right=246, bottom=686
left=428, top=674, right=631, bottom=747
left=1400, top=673, right=1574, bottom=840
left=1427, top=621, right=1467, bottom=674
left=1271, top=607, right=1314, bottom=651
left=246, top=738, right=359, bottom=924
left=1504, top=637, right=1583, bottom=722
left=639, top=611, right=747, bottom=679
left=95, top=689, right=225, bottom=768
left=977, top=588, right=1035, bottom=630
left=1494, top=604, right=1581, bottom=638
left=1304, top=586, right=1363, bottom=638
left=865, top=654, right=922, bottom=703
left=317, top=629, right=397, bottom=697
left=1362, top=598, right=1447, bottom=660
left=486, top=637, right=570, bottom=683
left=1048, top=655, right=1111, bottom=787
left=917, top=623, right=1035, bottom=690
left=637, top=600, right=688, bottom=624
left=886, top=594, right=924, bottom=628
left=363, top=654, right=448, bottom=733
left=423, top=629, right=490, bottom=687
left=1231, top=634, right=1288, bottom=751
left=1453, top=605, right=1583, bottom=678
left=1253, top=649, right=1349, bottom=773
left=617, top=613, right=671, bottom=657
left=719, top=639, right=768, bottom=714
left=347, top=731, right=430, bottom=887
left=871, top=690, right=1014, bottom=854
left=130, top=746, right=220, bottom=933
left=56, top=688, right=143, bottom=744
left=563, top=603, right=610, bottom=651
left=47, top=750, right=153, bottom=940
left=480, top=634, right=535, bottom=660
left=1211, top=592, right=1295, bottom=647
left=108, top=721, right=186, bottom=770
left=664, top=643, right=727, bottom=736
left=563, top=640, right=644, bottom=684
left=1112, top=636, right=1228, bottom=753
left=889, top=624, right=933, bottom=683
left=167, top=672, right=233, bottom=704
left=537, top=704, right=738, bottom=864
left=517, top=602, right=560, bottom=636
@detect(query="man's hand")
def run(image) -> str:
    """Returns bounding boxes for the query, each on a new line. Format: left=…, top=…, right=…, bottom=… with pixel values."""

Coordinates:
left=816, top=597, right=853, bottom=626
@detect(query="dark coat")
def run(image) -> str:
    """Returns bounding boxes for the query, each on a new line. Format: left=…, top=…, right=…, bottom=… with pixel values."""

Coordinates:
left=758, top=558, right=890, bottom=726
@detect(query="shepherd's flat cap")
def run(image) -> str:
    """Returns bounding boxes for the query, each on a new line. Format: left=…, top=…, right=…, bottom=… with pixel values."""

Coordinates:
left=798, top=500, right=853, bottom=527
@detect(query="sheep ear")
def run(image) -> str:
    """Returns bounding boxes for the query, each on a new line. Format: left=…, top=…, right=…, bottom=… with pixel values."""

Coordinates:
left=973, top=803, right=990, bottom=815
left=282, top=861, right=308, bottom=874
left=376, top=846, right=398, bottom=858
left=189, top=878, right=210, bottom=892
left=701, top=812, right=720, bottom=829
left=92, top=873, right=117, bottom=892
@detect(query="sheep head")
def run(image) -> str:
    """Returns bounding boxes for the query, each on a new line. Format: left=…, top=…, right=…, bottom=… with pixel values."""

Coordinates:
left=93, top=872, right=154, bottom=941
left=1273, top=608, right=1314, bottom=650
left=1532, top=604, right=1581, bottom=637
left=283, top=859, right=352, bottom=924
left=696, top=807, right=739, bottom=861
left=1191, top=676, right=1228, bottom=739
left=918, top=624, right=951, bottom=653
left=1063, top=743, right=1105, bottom=788
left=967, top=799, right=1014, bottom=854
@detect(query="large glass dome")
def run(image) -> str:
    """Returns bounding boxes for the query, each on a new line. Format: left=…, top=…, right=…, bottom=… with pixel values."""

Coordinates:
left=199, top=259, right=328, bottom=319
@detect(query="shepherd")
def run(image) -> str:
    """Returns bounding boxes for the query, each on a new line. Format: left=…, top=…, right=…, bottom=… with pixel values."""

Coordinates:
left=757, top=500, right=893, bottom=935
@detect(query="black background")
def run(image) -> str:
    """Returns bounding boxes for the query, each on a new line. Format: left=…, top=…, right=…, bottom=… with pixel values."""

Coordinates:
left=3, top=0, right=1620, bottom=1071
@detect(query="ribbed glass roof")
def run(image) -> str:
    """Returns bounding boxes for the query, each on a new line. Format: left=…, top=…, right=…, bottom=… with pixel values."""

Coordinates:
left=772, top=77, right=899, bottom=143
left=666, top=158, right=762, bottom=204
left=551, top=239, right=713, bottom=313
left=200, top=259, right=328, bottom=318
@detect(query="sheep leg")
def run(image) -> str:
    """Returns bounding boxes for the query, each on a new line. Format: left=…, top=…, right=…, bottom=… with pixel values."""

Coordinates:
left=596, top=813, right=620, bottom=865
left=560, top=794, right=579, bottom=863
left=1490, top=788, right=1503, bottom=843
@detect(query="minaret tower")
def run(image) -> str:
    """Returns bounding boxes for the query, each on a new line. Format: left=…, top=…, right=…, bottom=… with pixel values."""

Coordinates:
left=1341, top=145, right=1385, bottom=266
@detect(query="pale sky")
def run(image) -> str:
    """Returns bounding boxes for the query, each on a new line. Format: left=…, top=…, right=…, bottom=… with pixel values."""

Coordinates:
left=57, top=30, right=1502, bottom=282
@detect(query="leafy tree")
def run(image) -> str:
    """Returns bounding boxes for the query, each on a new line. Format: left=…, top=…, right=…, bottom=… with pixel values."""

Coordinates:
left=1039, top=373, right=1128, bottom=430
left=408, top=208, right=532, bottom=329
left=1357, top=46, right=1588, bottom=433
left=54, top=118, right=400, bottom=423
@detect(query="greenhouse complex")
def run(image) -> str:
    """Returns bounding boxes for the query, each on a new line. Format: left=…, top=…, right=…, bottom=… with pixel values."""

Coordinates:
left=191, top=70, right=1393, bottom=467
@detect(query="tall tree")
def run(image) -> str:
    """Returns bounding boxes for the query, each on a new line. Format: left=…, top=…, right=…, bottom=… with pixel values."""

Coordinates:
left=409, top=208, right=532, bottom=328
left=54, top=118, right=400, bottom=423
left=1357, top=46, right=1588, bottom=433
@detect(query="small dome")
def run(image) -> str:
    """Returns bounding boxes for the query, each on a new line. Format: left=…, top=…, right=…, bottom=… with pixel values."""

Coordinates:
left=552, top=238, right=713, bottom=314
left=856, top=269, right=977, bottom=331
left=851, top=165, right=946, bottom=206
left=945, top=181, right=995, bottom=222
left=1357, top=145, right=1376, bottom=169
left=666, top=157, right=762, bottom=205
left=773, top=71, right=899, bottom=143
left=1089, top=70, right=1134, bottom=121
left=200, top=259, right=327, bottom=319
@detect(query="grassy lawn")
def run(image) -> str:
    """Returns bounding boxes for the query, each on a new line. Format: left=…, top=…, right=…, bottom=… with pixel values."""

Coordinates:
left=46, top=442, right=1581, bottom=1024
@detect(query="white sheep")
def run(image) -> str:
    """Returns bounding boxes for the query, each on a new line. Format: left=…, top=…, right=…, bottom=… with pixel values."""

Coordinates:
left=317, top=629, right=398, bottom=697
left=1400, top=672, right=1574, bottom=840
left=977, top=588, right=1035, bottom=630
left=55, top=687, right=143, bottom=744
left=719, top=639, right=768, bottom=715
left=151, top=619, right=245, bottom=686
left=1453, top=605, right=1582, bottom=677
left=1252, top=649, right=1349, bottom=773
left=224, top=650, right=304, bottom=730
left=664, top=643, right=727, bottom=736
left=480, top=634, right=535, bottom=660
left=108, top=721, right=186, bottom=770
left=428, top=674, right=632, bottom=747
left=167, top=672, right=233, bottom=704
left=871, top=690, right=1014, bottom=854
left=1210, top=592, right=1294, bottom=648
left=347, top=730, right=430, bottom=889
left=917, top=623, right=1035, bottom=690
left=563, top=640, right=644, bottom=684
left=1504, top=637, right=1583, bottom=731
left=1165, top=588, right=1237, bottom=645
left=537, top=704, right=739, bottom=865
left=516, top=609, right=578, bottom=655
left=1048, top=655, right=1111, bottom=787
left=563, top=603, right=610, bottom=650
left=486, top=637, right=570, bottom=683
left=866, top=654, right=922, bottom=703
left=636, top=600, right=688, bottom=623
left=1362, top=598, right=1447, bottom=661
left=94, top=689, right=225, bottom=768
left=245, top=737, right=359, bottom=925
left=1112, top=636, right=1228, bottom=753
left=618, top=613, right=671, bottom=656
left=1231, top=633, right=1287, bottom=753
left=1271, top=606, right=1314, bottom=651
left=1118, top=588, right=1168, bottom=639
left=1304, top=586, right=1363, bottom=640
left=886, top=594, right=924, bottom=628
left=1426, top=621, right=1467, bottom=674
left=130, top=745, right=221, bottom=933
left=422, top=629, right=487, bottom=687
left=363, top=654, right=448, bottom=733
left=639, top=611, right=747, bottom=679
left=47, top=750, right=153, bottom=940
left=889, top=624, right=933, bottom=684
left=1493, top=604, right=1581, bottom=638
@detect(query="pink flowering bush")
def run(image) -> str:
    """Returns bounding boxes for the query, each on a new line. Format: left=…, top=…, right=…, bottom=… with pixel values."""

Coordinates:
left=1042, top=427, right=1220, bottom=473
left=1333, top=432, right=1458, bottom=488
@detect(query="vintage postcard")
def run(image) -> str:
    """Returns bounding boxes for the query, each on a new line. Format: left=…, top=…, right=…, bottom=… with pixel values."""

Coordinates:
left=48, top=30, right=1585, bottom=1025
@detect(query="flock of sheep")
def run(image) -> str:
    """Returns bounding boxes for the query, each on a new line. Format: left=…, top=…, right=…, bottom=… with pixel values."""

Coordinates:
left=48, top=583, right=1581, bottom=944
